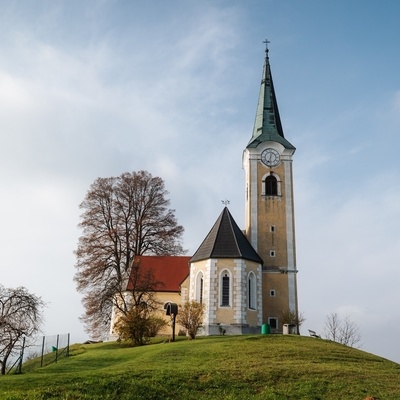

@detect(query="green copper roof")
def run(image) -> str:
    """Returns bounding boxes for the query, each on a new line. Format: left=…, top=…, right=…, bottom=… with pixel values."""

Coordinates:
left=190, top=207, right=263, bottom=264
left=247, top=47, right=295, bottom=150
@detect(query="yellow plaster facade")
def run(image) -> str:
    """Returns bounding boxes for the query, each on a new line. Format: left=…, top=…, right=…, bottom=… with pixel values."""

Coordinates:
left=189, top=255, right=263, bottom=335
left=244, top=144, right=298, bottom=332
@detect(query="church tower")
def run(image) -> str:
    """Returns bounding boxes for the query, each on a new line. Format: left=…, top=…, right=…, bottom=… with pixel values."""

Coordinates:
left=243, top=43, right=298, bottom=333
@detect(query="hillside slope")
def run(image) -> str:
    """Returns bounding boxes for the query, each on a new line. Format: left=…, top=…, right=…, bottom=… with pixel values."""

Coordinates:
left=1, top=335, right=399, bottom=399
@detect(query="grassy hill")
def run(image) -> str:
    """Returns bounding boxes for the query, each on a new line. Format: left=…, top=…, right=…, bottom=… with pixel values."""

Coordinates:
left=1, top=335, right=399, bottom=399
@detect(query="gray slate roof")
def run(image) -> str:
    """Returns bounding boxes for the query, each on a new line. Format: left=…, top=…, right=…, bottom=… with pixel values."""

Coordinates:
left=190, top=207, right=263, bottom=264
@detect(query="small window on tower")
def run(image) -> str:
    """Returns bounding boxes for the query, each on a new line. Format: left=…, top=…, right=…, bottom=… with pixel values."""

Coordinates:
left=268, top=317, right=278, bottom=330
left=270, top=250, right=275, bottom=257
left=270, top=225, right=275, bottom=233
left=270, top=290, right=276, bottom=297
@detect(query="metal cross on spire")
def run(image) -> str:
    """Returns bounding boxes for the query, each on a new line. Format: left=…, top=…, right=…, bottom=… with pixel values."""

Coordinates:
left=263, top=38, right=270, bottom=53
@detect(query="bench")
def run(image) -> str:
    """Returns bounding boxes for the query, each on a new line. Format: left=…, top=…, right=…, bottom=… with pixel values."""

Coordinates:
left=308, top=329, right=321, bottom=338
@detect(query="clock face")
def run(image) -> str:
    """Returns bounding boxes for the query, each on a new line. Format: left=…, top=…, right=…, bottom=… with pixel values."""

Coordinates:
left=261, top=148, right=280, bottom=167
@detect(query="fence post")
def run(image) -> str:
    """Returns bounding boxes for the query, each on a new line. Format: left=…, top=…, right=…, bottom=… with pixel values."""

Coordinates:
left=67, top=333, right=70, bottom=358
left=40, top=336, right=45, bottom=367
left=55, top=334, right=59, bottom=363
left=16, top=337, right=25, bottom=374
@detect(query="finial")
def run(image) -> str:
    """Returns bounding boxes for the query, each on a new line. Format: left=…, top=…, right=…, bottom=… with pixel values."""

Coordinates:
left=221, top=199, right=230, bottom=206
left=263, top=38, right=270, bottom=54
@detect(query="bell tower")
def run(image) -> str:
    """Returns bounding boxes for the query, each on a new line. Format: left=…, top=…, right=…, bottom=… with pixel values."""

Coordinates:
left=243, top=42, right=298, bottom=332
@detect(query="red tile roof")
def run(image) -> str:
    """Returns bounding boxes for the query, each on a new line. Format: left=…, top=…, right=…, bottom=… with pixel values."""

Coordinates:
left=127, top=255, right=191, bottom=293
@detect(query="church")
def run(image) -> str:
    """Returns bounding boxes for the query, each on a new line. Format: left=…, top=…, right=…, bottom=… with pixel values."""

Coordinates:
left=109, top=44, right=298, bottom=338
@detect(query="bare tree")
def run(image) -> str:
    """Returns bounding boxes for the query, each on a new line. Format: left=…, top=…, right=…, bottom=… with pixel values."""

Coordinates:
left=339, top=316, right=362, bottom=347
left=177, top=301, right=205, bottom=339
left=0, top=285, right=45, bottom=375
left=323, top=312, right=341, bottom=343
left=323, top=312, right=362, bottom=347
left=74, top=171, right=185, bottom=339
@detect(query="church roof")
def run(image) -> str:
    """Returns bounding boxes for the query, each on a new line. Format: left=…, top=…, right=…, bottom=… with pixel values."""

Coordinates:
left=127, top=255, right=190, bottom=292
left=247, top=45, right=295, bottom=150
left=190, top=207, right=263, bottom=264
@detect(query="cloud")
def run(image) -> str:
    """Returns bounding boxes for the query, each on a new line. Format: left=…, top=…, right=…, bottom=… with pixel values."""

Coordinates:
left=298, top=163, right=400, bottom=360
left=0, top=0, right=399, bottom=362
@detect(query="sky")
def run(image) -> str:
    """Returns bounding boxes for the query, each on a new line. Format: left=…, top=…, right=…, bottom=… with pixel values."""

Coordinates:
left=1, top=0, right=400, bottom=363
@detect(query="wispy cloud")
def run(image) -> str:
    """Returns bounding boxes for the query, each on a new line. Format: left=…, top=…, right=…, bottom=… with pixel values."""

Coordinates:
left=0, top=0, right=400, bottom=363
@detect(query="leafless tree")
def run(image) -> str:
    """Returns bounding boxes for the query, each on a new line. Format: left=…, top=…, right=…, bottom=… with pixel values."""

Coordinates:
left=323, top=312, right=341, bottom=342
left=338, top=316, right=362, bottom=347
left=0, top=285, right=45, bottom=375
left=323, top=312, right=362, bottom=347
left=74, top=171, right=185, bottom=339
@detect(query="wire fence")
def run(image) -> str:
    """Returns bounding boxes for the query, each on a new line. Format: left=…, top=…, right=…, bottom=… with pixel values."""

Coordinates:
left=7, top=333, right=70, bottom=374
left=39, top=333, right=70, bottom=368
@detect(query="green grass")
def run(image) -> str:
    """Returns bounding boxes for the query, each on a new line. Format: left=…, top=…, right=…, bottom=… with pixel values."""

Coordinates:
left=1, top=335, right=399, bottom=399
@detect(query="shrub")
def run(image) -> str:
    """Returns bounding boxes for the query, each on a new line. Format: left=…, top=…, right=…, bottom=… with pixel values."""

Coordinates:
left=115, top=306, right=167, bottom=346
left=176, top=301, right=205, bottom=339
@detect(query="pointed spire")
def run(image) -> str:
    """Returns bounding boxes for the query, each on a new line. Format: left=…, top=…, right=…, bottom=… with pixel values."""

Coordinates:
left=247, top=41, right=295, bottom=150
left=190, top=207, right=263, bottom=264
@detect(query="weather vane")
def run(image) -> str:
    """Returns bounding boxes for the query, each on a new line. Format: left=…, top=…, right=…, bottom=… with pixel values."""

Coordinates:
left=221, top=199, right=230, bottom=206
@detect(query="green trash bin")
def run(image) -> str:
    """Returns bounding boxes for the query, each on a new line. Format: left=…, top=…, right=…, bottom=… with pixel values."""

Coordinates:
left=261, top=324, right=270, bottom=334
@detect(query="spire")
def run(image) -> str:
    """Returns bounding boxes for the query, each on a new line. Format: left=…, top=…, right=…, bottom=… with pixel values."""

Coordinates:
left=247, top=41, right=295, bottom=150
left=190, top=207, right=263, bottom=264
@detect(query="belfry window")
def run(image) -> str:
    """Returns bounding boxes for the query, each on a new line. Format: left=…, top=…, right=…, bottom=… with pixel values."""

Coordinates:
left=221, top=273, right=230, bottom=307
left=262, top=172, right=281, bottom=196
left=265, top=175, right=278, bottom=196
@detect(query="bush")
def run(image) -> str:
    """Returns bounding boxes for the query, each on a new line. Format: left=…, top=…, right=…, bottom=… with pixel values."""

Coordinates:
left=115, top=307, right=167, bottom=346
left=176, top=301, right=205, bottom=339
left=148, top=316, right=168, bottom=337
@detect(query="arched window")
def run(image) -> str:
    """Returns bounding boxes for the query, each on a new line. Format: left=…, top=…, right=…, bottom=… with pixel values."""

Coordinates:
left=220, top=271, right=230, bottom=307
left=196, top=272, right=204, bottom=304
left=248, top=272, right=256, bottom=310
left=262, top=172, right=281, bottom=196
left=265, top=175, right=278, bottom=196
